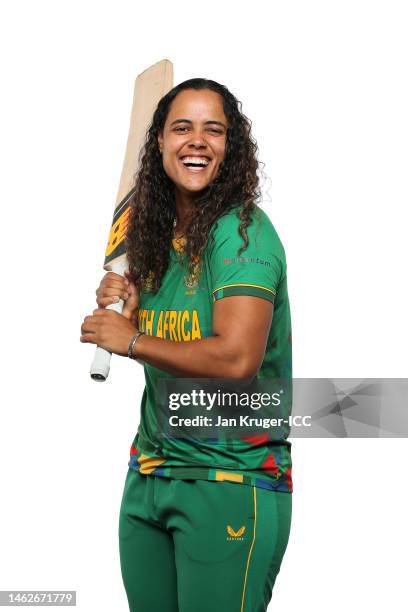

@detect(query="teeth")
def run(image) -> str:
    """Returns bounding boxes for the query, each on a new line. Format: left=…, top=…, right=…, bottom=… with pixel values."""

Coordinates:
left=181, top=157, right=209, bottom=166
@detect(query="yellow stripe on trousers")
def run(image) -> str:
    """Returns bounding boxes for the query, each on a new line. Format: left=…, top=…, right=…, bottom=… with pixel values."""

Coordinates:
left=240, top=486, right=257, bottom=611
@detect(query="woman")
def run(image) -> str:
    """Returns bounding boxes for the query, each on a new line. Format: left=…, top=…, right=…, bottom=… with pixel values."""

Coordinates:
left=81, top=78, right=292, bottom=612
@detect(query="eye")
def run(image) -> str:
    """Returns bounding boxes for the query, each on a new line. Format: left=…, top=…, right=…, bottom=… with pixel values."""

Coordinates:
left=208, top=128, right=223, bottom=134
left=174, top=126, right=189, bottom=133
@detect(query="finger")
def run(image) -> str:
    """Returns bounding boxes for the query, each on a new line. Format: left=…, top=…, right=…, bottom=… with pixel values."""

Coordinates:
left=97, top=296, right=122, bottom=307
left=100, top=286, right=129, bottom=297
left=125, top=291, right=138, bottom=309
left=81, top=320, right=97, bottom=334
left=93, top=307, right=115, bottom=315
left=80, top=333, right=97, bottom=344
left=123, top=269, right=133, bottom=285
left=102, top=277, right=128, bottom=289
left=97, top=271, right=128, bottom=288
left=96, top=281, right=128, bottom=297
left=104, top=271, right=125, bottom=283
left=83, top=314, right=97, bottom=325
left=127, top=280, right=138, bottom=295
left=96, top=286, right=130, bottom=304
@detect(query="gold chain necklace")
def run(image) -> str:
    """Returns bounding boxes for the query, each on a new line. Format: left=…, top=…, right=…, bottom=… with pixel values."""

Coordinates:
left=172, top=235, right=187, bottom=253
left=172, top=217, right=187, bottom=253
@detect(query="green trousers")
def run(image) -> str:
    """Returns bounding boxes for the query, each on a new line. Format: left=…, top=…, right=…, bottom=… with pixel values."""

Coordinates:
left=119, top=469, right=292, bottom=612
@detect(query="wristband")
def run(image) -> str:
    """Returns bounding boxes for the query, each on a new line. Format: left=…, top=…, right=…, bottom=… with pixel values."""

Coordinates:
left=128, top=331, right=145, bottom=364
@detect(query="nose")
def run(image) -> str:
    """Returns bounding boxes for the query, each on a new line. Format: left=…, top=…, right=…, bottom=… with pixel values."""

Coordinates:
left=187, top=128, right=208, bottom=149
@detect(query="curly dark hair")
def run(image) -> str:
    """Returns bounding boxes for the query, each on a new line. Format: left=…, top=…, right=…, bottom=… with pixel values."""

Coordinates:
left=125, top=77, right=261, bottom=293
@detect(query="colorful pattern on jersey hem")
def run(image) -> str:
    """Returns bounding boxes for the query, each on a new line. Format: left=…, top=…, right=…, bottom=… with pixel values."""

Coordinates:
left=128, top=444, right=293, bottom=493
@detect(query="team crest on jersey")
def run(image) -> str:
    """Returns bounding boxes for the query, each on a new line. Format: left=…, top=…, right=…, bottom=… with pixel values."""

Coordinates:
left=184, top=256, right=200, bottom=289
left=142, top=271, right=155, bottom=293
left=226, top=525, right=246, bottom=541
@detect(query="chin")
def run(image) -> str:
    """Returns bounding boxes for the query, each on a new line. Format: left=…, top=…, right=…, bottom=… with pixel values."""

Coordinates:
left=179, top=181, right=211, bottom=195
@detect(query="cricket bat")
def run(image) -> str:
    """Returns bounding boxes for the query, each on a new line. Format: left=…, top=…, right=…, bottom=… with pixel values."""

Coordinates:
left=90, top=59, right=174, bottom=381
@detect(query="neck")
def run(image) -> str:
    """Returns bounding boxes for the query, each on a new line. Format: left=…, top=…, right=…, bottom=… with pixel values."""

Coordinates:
left=174, top=190, right=194, bottom=236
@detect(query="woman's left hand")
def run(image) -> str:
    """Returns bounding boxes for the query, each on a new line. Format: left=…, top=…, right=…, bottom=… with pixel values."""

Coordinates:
left=80, top=309, right=138, bottom=356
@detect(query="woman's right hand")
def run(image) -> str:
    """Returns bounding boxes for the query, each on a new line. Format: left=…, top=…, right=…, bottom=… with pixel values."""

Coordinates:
left=95, top=271, right=139, bottom=321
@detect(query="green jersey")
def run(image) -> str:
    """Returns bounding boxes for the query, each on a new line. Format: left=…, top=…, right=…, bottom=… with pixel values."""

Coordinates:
left=128, top=204, right=293, bottom=493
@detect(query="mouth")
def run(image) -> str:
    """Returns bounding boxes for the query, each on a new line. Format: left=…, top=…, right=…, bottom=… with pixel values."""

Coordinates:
left=179, top=155, right=212, bottom=173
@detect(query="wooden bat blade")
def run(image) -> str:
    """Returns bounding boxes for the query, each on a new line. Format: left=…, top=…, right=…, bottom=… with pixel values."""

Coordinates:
left=90, top=59, right=174, bottom=381
left=104, top=59, right=173, bottom=269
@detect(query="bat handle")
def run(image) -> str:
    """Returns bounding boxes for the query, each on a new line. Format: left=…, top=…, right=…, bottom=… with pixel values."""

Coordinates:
left=89, top=259, right=128, bottom=381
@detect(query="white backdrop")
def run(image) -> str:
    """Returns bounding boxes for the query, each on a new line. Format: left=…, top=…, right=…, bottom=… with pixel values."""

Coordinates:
left=1, top=1, right=407, bottom=610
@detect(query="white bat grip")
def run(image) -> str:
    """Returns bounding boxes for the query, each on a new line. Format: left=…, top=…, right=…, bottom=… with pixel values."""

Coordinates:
left=89, top=260, right=128, bottom=381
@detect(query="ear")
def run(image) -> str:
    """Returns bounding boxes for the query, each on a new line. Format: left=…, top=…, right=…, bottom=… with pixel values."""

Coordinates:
left=157, top=131, right=163, bottom=153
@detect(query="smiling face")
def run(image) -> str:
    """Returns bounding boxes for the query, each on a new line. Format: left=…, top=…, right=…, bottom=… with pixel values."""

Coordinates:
left=157, top=89, right=228, bottom=198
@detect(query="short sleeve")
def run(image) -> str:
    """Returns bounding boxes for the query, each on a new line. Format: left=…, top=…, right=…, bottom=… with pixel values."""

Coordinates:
left=208, top=206, right=286, bottom=304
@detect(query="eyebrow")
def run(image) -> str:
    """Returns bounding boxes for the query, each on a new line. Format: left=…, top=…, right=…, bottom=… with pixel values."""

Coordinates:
left=170, top=118, right=227, bottom=129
